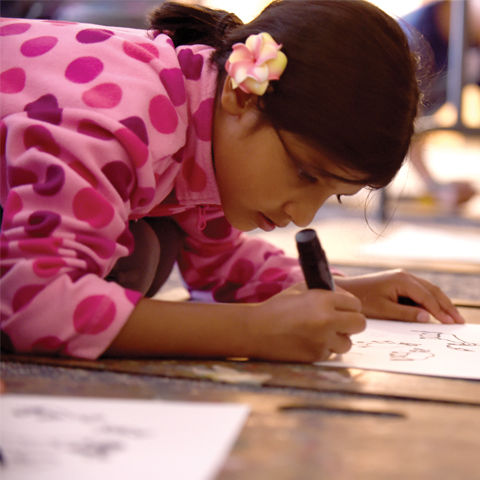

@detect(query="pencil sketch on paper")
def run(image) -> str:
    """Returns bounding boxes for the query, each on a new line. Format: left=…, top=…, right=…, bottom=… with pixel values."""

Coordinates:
left=2, top=402, right=152, bottom=470
left=316, top=319, right=480, bottom=380
left=353, top=329, right=480, bottom=362
left=1, top=394, right=250, bottom=480
left=411, top=330, right=480, bottom=352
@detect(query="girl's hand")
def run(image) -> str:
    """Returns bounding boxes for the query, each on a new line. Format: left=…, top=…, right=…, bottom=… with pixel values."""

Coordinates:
left=249, top=284, right=366, bottom=363
left=334, top=269, right=465, bottom=325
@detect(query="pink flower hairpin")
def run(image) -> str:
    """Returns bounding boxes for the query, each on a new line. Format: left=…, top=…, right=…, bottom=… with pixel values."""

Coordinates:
left=225, top=32, right=287, bottom=96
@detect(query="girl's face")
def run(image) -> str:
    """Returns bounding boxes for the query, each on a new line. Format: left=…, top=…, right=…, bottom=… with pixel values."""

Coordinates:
left=213, top=103, right=366, bottom=232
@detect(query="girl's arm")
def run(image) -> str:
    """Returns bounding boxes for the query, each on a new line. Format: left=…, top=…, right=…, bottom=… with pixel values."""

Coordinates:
left=105, top=285, right=366, bottom=363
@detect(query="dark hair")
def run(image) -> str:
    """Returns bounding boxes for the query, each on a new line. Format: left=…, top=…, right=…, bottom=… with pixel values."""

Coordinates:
left=149, top=0, right=420, bottom=188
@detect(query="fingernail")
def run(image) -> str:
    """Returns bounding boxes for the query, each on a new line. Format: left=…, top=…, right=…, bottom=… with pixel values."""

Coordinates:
left=417, top=311, right=429, bottom=322
left=442, top=314, right=455, bottom=324
left=453, top=310, right=466, bottom=323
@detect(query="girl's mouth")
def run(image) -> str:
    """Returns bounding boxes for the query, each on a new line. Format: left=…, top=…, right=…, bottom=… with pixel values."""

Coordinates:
left=257, top=213, right=275, bottom=232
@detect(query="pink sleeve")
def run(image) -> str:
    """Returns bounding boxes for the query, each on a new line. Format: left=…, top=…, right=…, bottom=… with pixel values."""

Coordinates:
left=0, top=19, right=187, bottom=358
left=0, top=114, right=146, bottom=359
left=173, top=208, right=305, bottom=303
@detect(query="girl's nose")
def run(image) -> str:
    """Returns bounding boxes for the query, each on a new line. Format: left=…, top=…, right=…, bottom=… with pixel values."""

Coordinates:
left=284, top=195, right=329, bottom=227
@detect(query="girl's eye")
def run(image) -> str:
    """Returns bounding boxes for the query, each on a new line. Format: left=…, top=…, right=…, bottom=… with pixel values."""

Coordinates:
left=298, top=168, right=317, bottom=184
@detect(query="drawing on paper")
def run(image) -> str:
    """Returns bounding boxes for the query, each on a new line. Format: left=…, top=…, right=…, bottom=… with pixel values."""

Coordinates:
left=353, top=329, right=480, bottom=362
left=317, top=320, right=480, bottom=380
left=411, top=330, right=480, bottom=352
left=2, top=403, right=151, bottom=469
left=1, top=394, right=250, bottom=480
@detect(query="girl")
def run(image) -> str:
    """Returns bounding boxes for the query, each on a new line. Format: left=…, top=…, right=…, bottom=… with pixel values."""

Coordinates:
left=0, top=1, right=464, bottom=363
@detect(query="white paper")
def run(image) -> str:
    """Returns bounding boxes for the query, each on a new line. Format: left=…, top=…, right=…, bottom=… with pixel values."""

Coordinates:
left=317, top=319, right=480, bottom=380
left=0, top=395, right=249, bottom=480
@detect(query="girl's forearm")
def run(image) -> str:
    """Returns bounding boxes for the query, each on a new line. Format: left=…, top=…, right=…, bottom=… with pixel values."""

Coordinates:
left=104, top=298, right=255, bottom=358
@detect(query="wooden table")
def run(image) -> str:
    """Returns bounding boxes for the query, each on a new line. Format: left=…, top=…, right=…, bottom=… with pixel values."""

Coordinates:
left=2, top=276, right=480, bottom=479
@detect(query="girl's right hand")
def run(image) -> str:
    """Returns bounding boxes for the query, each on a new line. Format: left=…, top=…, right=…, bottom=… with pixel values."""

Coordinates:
left=248, top=283, right=366, bottom=363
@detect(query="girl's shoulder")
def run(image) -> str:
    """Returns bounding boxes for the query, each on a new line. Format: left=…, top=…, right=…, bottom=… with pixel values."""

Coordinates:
left=0, top=17, right=176, bottom=58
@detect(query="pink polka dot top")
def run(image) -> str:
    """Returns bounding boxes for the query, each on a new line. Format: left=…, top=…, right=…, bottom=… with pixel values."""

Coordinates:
left=0, top=18, right=304, bottom=359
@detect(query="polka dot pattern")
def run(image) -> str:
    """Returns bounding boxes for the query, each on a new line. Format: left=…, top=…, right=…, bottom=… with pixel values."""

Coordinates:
left=20, top=35, right=58, bottom=57
left=159, top=68, right=185, bottom=106
left=2, top=191, right=23, bottom=228
left=125, top=289, right=142, bottom=305
left=119, top=116, right=149, bottom=145
left=259, top=268, right=288, bottom=283
left=4, top=193, right=23, bottom=224
left=178, top=49, right=203, bottom=80
left=73, top=295, right=116, bottom=334
left=82, top=83, right=122, bottom=108
left=101, top=161, right=133, bottom=201
left=193, top=98, right=214, bottom=141
left=114, top=127, right=148, bottom=168
left=0, top=22, right=31, bottom=36
left=123, top=41, right=158, bottom=63
left=8, top=166, right=38, bottom=187
left=18, top=237, right=62, bottom=255
left=73, top=250, right=101, bottom=277
left=72, top=188, right=114, bottom=228
left=77, top=119, right=114, bottom=139
left=33, top=257, right=66, bottom=277
left=75, top=233, right=116, bottom=259
left=33, top=164, right=65, bottom=196
left=76, top=28, right=114, bottom=44
left=227, top=258, right=255, bottom=284
left=24, top=125, right=61, bottom=156
left=0, top=67, right=26, bottom=94
left=26, top=210, right=61, bottom=237
left=25, top=94, right=63, bottom=125
left=213, top=259, right=256, bottom=302
left=149, top=94, right=178, bottom=134
left=12, top=284, right=44, bottom=312
left=65, top=56, right=103, bottom=83
left=131, top=186, right=155, bottom=209
left=31, top=335, right=65, bottom=353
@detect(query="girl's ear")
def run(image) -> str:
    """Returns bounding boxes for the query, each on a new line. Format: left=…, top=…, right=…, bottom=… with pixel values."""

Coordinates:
left=220, top=76, right=258, bottom=115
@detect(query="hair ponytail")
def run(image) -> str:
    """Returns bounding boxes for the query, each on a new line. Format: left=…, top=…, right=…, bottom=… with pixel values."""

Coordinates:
left=148, top=2, right=243, bottom=47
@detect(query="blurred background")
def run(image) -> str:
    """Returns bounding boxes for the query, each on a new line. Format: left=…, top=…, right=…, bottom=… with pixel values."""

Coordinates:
left=0, top=0, right=428, bottom=24
left=2, top=0, right=479, bottom=285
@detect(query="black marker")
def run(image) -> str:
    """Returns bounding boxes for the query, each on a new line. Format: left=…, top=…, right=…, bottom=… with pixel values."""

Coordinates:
left=295, top=228, right=334, bottom=291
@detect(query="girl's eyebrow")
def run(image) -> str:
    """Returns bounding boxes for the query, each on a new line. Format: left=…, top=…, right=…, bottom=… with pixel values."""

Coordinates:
left=276, top=130, right=367, bottom=185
